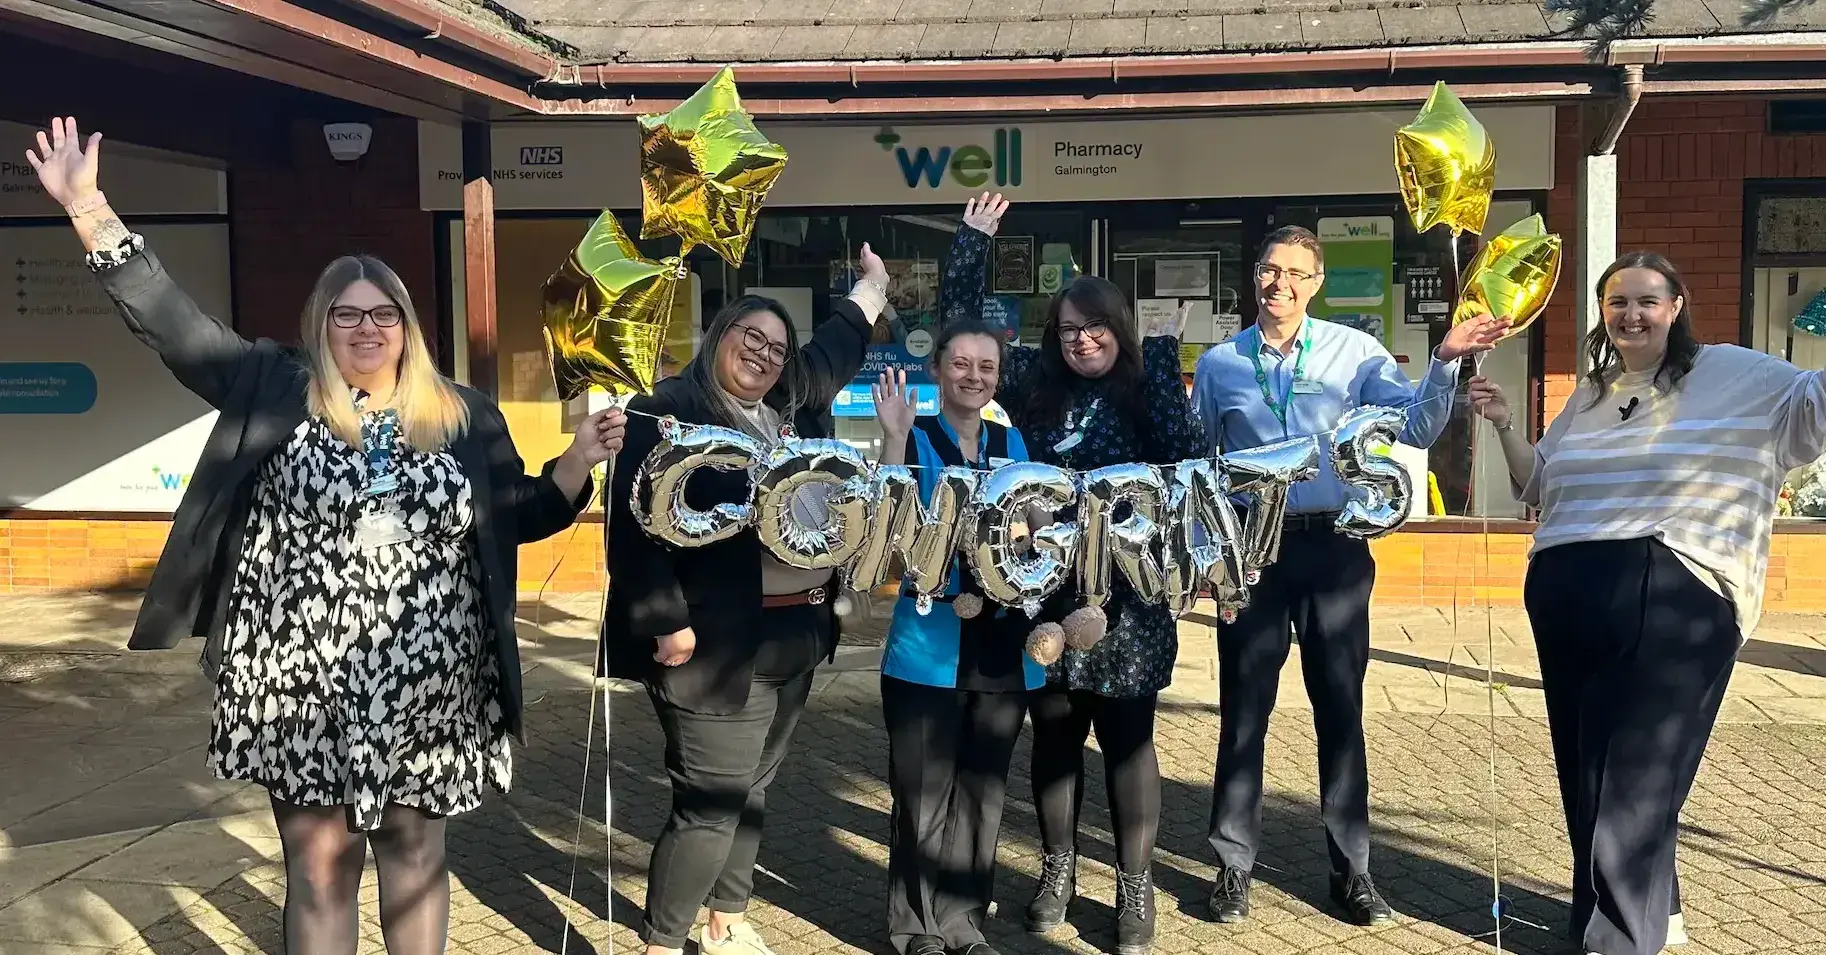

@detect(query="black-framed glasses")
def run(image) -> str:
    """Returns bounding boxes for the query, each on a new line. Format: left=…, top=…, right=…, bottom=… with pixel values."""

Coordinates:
left=1255, top=263, right=1321, bottom=285
left=1056, top=320, right=1110, bottom=344
left=330, top=305, right=404, bottom=328
left=731, top=323, right=791, bottom=366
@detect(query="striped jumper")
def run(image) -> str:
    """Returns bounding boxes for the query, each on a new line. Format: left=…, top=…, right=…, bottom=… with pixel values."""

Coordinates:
left=1521, top=344, right=1826, bottom=638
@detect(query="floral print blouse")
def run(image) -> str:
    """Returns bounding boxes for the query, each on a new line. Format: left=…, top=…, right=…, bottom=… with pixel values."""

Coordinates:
left=940, top=225, right=1209, bottom=698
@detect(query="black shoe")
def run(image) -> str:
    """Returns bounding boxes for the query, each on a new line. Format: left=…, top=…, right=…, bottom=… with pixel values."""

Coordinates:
left=1025, top=850, right=1075, bottom=933
left=905, top=935, right=946, bottom=955
left=1330, top=872, right=1394, bottom=926
left=1114, top=868, right=1156, bottom=955
left=951, top=943, right=1000, bottom=955
left=1207, top=865, right=1251, bottom=924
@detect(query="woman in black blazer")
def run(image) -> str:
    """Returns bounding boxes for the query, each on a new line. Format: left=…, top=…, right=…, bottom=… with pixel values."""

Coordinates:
left=605, top=246, right=890, bottom=955
left=28, top=117, right=625, bottom=955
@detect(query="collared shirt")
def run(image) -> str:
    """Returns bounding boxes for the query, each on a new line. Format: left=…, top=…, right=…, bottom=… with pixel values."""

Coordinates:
left=1191, top=317, right=1462, bottom=514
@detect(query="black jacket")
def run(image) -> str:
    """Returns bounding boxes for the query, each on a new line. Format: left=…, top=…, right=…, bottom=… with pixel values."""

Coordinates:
left=602, top=297, right=872, bottom=714
left=102, top=248, right=590, bottom=737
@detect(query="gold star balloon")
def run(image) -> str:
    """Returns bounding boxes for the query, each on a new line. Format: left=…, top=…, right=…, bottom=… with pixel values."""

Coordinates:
left=639, top=66, right=788, bottom=267
left=1395, top=82, right=1496, bottom=237
left=1453, top=214, right=1563, bottom=342
left=542, top=212, right=682, bottom=401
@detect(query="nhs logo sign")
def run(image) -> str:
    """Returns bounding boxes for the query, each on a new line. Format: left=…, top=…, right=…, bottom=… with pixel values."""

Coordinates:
left=519, top=146, right=564, bottom=165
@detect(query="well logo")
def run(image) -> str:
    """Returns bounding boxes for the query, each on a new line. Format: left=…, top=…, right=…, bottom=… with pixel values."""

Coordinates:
left=875, top=127, right=1022, bottom=189
left=152, top=467, right=192, bottom=491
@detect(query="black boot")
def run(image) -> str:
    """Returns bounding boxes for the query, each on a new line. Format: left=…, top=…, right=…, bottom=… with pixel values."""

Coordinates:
left=1025, top=850, right=1075, bottom=933
left=1115, top=868, right=1156, bottom=955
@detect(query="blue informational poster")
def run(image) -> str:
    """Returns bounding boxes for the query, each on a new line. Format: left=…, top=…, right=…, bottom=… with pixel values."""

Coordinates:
left=979, top=296, right=1023, bottom=341
left=832, top=344, right=938, bottom=418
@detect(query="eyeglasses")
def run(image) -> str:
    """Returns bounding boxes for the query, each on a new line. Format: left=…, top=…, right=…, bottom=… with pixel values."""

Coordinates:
left=1056, top=320, right=1110, bottom=344
left=731, top=323, right=791, bottom=366
left=329, top=305, right=404, bottom=328
left=1254, top=263, right=1321, bottom=285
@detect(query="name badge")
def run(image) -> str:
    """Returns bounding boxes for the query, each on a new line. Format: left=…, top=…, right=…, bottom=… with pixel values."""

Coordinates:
left=1052, top=432, right=1083, bottom=455
left=1291, top=378, right=1324, bottom=395
left=353, top=505, right=413, bottom=551
left=988, top=457, right=1014, bottom=469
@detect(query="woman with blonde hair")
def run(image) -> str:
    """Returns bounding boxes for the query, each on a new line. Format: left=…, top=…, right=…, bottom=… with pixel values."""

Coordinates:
left=27, top=117, right=626, bottom=955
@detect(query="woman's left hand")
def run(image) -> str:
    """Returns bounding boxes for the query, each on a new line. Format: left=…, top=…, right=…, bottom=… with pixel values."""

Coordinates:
left=565, top=407, right=628, bottom=468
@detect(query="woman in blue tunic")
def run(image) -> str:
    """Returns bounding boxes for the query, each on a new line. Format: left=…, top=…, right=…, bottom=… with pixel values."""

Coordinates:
left=940, top=194, right=1208, bottom=955
left=873, top=319, right=1046, bottom=955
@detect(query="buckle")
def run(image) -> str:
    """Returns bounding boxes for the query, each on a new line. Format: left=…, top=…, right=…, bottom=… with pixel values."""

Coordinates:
left=806, top=587, right=827, bottom=606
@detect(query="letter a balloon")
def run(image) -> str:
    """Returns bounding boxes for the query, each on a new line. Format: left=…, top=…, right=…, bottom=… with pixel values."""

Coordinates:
left=1395, top=82, right=1496, bottom=237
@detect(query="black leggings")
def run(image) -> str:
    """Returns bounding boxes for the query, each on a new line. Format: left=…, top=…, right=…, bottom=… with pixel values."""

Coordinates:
left=1525, top=538, right=1738, bottom=955
left=1028, top=686, right=1161, bottom=873
left=272, top=798, right=450, bottom=955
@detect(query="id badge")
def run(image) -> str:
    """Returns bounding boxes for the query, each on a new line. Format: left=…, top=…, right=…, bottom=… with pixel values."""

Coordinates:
left=1291, top=378, right=1324, bottom=395
left=1052, top=431, right=1084, bottom=455
left=353, top=505, right=412, bottom=551
left=988, top=456, right=1014, bottom=469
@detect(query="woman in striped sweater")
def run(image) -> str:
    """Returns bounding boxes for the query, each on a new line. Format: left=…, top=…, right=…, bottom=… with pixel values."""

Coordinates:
left=1469, top=251, right=1826, bottom=955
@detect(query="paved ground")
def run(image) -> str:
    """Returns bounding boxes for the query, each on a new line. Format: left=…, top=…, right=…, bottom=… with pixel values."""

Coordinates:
left=2, top=592, right=1825, bottom=955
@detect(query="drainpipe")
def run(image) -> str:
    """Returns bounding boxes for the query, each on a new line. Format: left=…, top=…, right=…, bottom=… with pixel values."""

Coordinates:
left=1592, top=64, right=1644, bottom=156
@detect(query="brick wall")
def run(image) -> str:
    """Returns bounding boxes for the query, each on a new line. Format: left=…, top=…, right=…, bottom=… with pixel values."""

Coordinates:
left=1541, top=97, right=1826, bottom=422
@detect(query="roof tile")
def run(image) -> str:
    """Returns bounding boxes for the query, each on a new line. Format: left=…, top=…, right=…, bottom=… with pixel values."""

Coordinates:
left=1068, top=16, right=1148, bottom=53
left=1116, top=0, right=1187, bottom=11
left=1460, top=4, right=1552, bottom=39
left=751, top=0, right=837, bottom=25
left=1142, top=14, right=1225, bottom=52
left=619, top=23, right=719, bottom=60
left=992, top=18, right=1075, bottom=55
left=1298, top=8, right=1384, bottom=47
left=1221, top=12, right=1301, bottom=49
left=848, top=22, right=929, bottom=57
left=1040, top=0, right=1117, bottom=16
left=703, top=25, right=787, bottom=58
left=1376, top=6, right=1469, bottom=45
left=971, top=0, right=1047, bottom=19
left=919, top=21, right=1001, bottom=56
left=897, top=0, right=971, bottom=22
left=819, top=0, right=905, bottom=26
left=770, top=23, right=859, bottom=58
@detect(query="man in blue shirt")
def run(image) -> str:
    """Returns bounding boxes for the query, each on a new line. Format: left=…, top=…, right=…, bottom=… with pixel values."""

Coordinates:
left=1191, top=226, right=1506, bottom=928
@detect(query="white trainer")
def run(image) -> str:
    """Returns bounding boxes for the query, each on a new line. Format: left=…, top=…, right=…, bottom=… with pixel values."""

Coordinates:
left=698, top=922, right=777, bottom=955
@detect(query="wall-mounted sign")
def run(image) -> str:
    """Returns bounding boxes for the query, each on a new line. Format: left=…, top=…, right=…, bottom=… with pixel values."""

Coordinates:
left=418, top=106, right=1556, bottom=211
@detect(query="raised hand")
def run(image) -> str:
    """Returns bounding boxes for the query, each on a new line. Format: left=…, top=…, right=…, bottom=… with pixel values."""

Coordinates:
left=1437, top=312, right=1512, bottom=362
left=872, top=367, right=916, bottom=439
left=858, top=241, right=889, bottom=289
left=963, top=191, right=1010, bottom=237
left=24, top=117, right=102, bottom=210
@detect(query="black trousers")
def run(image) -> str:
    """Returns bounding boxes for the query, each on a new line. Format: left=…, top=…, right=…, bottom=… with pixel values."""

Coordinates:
left=1209, top=526, right=1376, bottom=878
left=882, top=676, right=1027, bottom=952
left=1525, top=538, right=1738, bottom=955
left=641, top=605, right=826, bottom=949
left=1029, top=686, right=1162, bottom=873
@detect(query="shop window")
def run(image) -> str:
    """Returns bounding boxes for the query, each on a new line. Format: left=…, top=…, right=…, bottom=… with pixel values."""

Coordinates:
left=1747, top=190, right=1826, bottom=518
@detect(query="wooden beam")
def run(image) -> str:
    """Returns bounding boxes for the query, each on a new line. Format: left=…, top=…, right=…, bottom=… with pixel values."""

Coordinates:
left=462, top=119, right=497, bottom=397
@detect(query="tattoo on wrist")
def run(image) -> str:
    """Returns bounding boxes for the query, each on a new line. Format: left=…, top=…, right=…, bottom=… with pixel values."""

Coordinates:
left=90, top=217, right=130, bottom=249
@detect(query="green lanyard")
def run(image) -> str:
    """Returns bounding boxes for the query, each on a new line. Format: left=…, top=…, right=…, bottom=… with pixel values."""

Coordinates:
left=1247, top=323, right=1309, bottom=427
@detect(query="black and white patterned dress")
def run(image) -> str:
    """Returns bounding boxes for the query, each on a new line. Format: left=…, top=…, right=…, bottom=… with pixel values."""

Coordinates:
left=209, top=393, right=510, bottom=830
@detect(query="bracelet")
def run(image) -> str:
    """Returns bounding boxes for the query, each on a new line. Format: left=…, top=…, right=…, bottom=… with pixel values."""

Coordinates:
left=1494, top=420, right=1516, bottom=434
left=64, top=192, right=107, bottom=217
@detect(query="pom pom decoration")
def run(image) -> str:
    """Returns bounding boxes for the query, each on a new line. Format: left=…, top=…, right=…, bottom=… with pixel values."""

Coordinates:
left=1027, top=622, right=1066, bottom=666
left=953, top=592, right=984, bottom=620
left=1061, top=605, right=1108, bottom=650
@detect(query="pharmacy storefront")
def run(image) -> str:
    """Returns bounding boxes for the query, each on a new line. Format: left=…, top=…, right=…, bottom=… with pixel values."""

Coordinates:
left=421, top=104, right=1556, bottom=521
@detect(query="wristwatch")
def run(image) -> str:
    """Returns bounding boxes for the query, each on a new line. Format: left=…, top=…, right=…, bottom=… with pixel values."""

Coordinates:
left=84, top=232, right=145, bottom=273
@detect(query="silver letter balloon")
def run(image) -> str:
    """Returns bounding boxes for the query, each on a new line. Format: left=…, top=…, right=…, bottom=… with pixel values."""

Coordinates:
left=632, top=421, right=765, bottom=548
left=1331, top=405, right=1414, bottom=539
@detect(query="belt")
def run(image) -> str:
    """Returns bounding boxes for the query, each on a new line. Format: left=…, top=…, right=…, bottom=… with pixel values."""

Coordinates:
left=1283, top=511, right=1342, bottom=531
left=761, top=586, right=830, bottom=609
